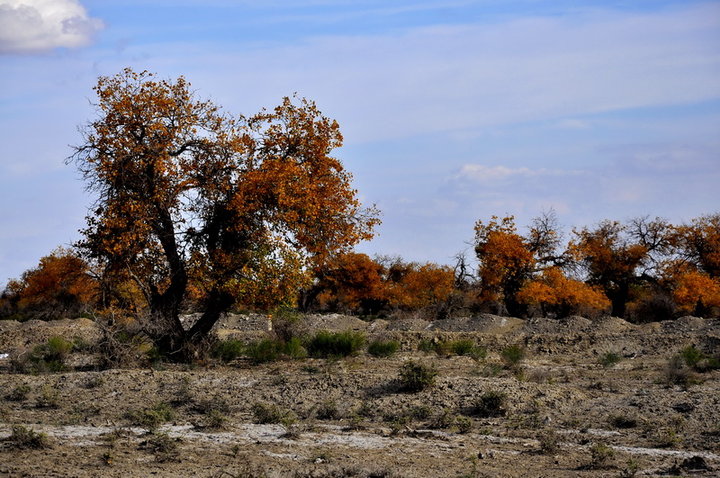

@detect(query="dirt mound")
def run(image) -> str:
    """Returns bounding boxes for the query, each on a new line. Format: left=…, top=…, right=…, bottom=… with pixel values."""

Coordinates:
left=523, top=316, right=593, bottom=334
left=590, top=315, right=637, bottom=333
left=0, top=317, right=100, bottom=352
left=385, top=317, right=432, bottom=331
left=429, top=314, right=524, bottom=333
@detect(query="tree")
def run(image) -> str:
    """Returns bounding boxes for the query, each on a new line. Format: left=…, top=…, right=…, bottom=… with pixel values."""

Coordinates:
left=69, top=68, right=379, bottom=359
left=516, top=267, right=609, bottom=318
left=474, top=216, right=535, bottom=316
left=568, top=221, right=651, bottom=318
left=0, top=248, right=98, bottom=320
left=671, top=270, right=720, bottom=316
left=670, top=213, right=720, bottom=278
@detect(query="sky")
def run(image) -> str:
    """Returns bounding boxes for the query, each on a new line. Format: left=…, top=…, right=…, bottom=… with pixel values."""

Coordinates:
left=1, top=0, right=719, bottom=286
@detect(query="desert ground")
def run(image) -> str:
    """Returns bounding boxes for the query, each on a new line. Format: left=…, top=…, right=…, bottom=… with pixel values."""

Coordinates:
left=0, top=313, right=718, bottom=477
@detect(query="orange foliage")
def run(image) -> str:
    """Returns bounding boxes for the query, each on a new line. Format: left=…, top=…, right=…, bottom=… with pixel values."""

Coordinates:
left=474, top=216, right=535, bottom=314
left=672, top=270, right=720, bottom=315
left=671, top=214, right=720, bottom=278
left=1, top=248, right=98, bottom=320
left=314, top=253, right=386, bottom=313
left=517, top=267, right=609, bottom=317
left=386, top=262, right=455, bottom=310
left=69, top=68, right=379, bottom=355
left=568, top=221, right=649, bottom=317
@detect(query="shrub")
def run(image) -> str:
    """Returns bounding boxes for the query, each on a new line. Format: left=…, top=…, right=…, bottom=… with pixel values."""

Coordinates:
left=368, top=339, right=400, bottom=358
left=5, top=425, right=50, bottom=449
left=6, top=384, right=31, bottom=402
left=245, top=339, right=283, bottom=364
left=450, top=339, right=475, bottom=356
left=599, top=352, right=622, bottom=368
left=680, top=345, right=720, bottom=372
left=315, top=400, right=340, bottom=420
left=471, top=390, right=507, bottom=418
left=305, top=330, right=366, bottom=358
left=664, top=355, right=695, bottom=387
left=500, top=345, right=525, bottom=368
left=589, top=442, right=615, bottom=468
left=283, top=337, right=307, bottom=359
left=35, top=385, right=59, bottom=409
left=398, top=361, right=437, bottom=392
left=609, top=414, right=637, bottom=429
left=211, top=339, right=245, bottom=362
left=539, top=429, right=560, bottom=454
left=129, top=402, right=175, bottom=431
left=251, top=402, right=295, bottom=425
left=143, top=432, right=180, bottom=463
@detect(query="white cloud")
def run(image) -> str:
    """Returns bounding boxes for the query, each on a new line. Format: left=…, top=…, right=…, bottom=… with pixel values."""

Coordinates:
left=0, top=0, right=103, bottom=54
left=455, top=164, right=580, bottom=183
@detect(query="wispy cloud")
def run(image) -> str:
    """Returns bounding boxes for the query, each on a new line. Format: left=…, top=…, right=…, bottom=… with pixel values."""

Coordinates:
left=454, top=164, right=582, bottom=183
left=0, top=0, right=103, bottom=54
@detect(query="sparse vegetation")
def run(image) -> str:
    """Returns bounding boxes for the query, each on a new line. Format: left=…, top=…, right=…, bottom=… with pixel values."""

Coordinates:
left=128, top=402, right=175, bottom=431
left=305, top=330, right=366, bottom=358
left=500, top=345, right=525, bottom=369
left=398, top=361, right=438, bottom=392
left=5, top=425, right=51, bottom=449
left=599, top=351, right=622, bottom=368
left=469, top=390, right=507, bottom=418
left=368, top=339, right=400, bottom=357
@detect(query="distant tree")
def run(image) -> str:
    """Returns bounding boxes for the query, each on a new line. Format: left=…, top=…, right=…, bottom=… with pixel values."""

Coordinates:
left=385, top=262, right=455, bottom=311
left=568, top=221, right=645, bottom=317
left=310, top=252, right=387, bottom=315
left=0, top=248, right=98, bottom=320
left=474, top=216, right=535, bottom=316
left=671, top=269, right=720, bottom=316
left=516, top=267, right=609, bottom=318
left=670, top=213, right=720, bottom=278
left=68, top=68, right=379, bottom=359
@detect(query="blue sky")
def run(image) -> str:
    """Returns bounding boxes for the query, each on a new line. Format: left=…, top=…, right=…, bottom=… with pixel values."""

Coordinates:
left=1, top=0, right=719, bottom=286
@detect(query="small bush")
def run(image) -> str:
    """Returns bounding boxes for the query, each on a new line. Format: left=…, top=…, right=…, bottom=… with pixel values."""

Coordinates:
left=211, top=339, right=245, bottom=362
left=251, top=402, right=295, bottom=425
left=305, top=330, right=366, bottom=358
left=599, top=352, right=622, bottom=368
left=500, top=345, right=525, bottom=368
left=589, top=442, right=615, bottom=468
left=398, top=361, right=438, bottom=392
left=418, top=339, right=436, bottom=353
left=609, top=414, right=637, bottom=429
left=35, top=385, right=60, bottom=409
left=471, top=390, right=507, bottom=418
left=680, top=345, right=720, bottom=372
left=5, top=425, right=50, bottom=449
left=664, top=355, right=695, bottom=387
left=245, top=339, right=283, bottom=364
left=316, top=400, right=340, bottom=420
left=6, top=384, right=31, bottom=402
left=368, top=339, right=400, bottom=358
left=142, top=432, right=180, bottom=462
left=283, top=337, right=307, bottom=359
left=129, top=402, right=175, bottom=430
left=538, top=429, right=560, bottom=454
left=450, top=339, right=475, bottom=356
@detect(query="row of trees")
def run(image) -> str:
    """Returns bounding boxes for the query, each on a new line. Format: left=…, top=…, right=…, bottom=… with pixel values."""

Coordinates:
left=3, top=212, right=718, bottom=325
left=1, top=68, right=718, bottom=359
left=473, top=213, right=720, bottom=321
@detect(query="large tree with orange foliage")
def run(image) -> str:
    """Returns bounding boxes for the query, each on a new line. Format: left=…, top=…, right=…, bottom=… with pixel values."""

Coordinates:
left=474, top=216, right=535, bottom=316
left=69, top=68, right=379, bottom=359
left=0, top=248, right=98, bottom=320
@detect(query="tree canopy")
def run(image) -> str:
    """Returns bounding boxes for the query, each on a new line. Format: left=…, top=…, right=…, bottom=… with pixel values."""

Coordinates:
left=68, top=68, right=379, bottom=358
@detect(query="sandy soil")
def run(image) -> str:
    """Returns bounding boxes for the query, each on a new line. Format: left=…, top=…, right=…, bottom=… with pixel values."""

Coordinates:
left=0, top=313, right=718, bottom=477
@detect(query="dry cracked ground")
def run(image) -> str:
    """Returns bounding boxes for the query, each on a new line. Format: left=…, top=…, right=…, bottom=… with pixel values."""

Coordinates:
left=0, top=313, right=718, bottom=477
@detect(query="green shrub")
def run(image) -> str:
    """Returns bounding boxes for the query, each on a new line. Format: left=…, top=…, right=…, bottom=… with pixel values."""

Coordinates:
left=589, top=442, right=615, bottom=468
left=398, top=361, right=438, bottom=392
left=368, top=339, right=400, bottom=358
left=599, top=352, right=622, bottom=368
left=418, top=339, right=436, bottom=353
left=211, top=339, right=245, bottom=362
left=283, top=337, right=307, bottom=359
left=143, top=432, right=180, bottom=463
left=450, top=339, right=475, bottom=356
left=471, top=390, right=507, bottom=418
left=500, top=345, right=525, bottom=368
left=305, top=330, right=366, bottom=358
left=129, top=402, right=175, bottom=430
left=680, top=345, right=720, bottom=372
left=6, top=425, right=50, bottom=449
left=251, top=402, right=295, bottom=425
left=245, top=339, right=283, bottom=364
